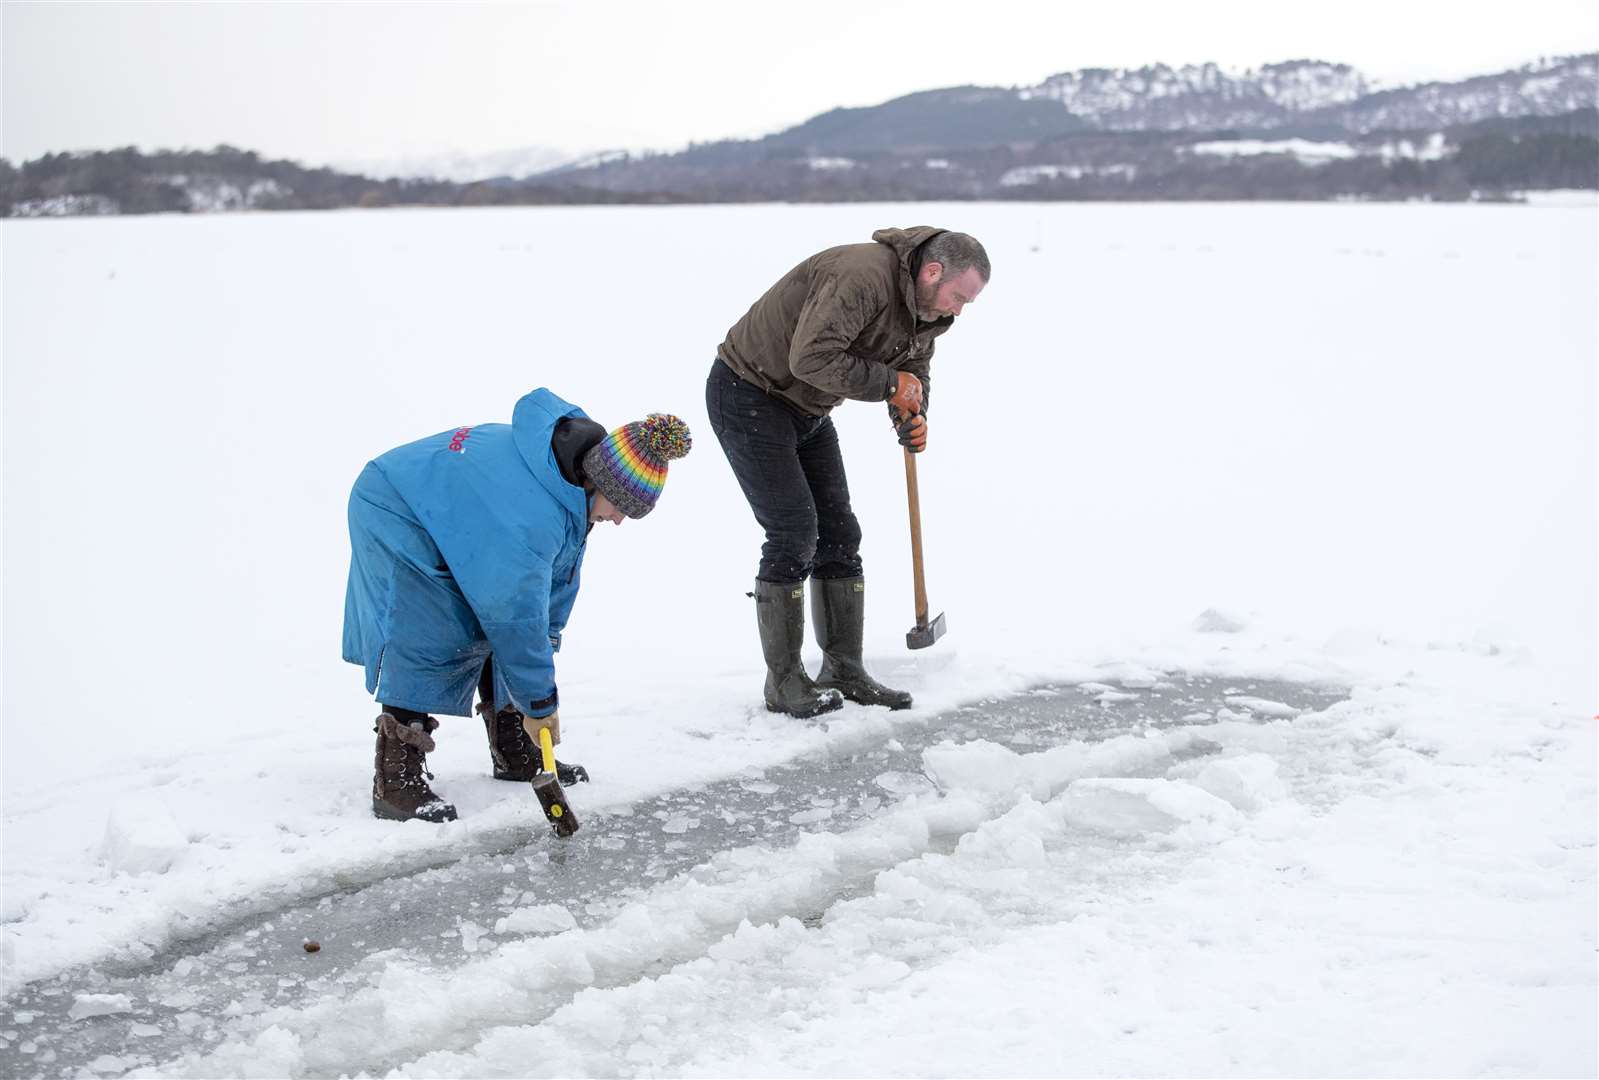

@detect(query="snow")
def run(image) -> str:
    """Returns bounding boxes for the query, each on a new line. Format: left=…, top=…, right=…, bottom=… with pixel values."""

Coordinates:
left=99, top=793, right=189, bottom=875
left=2, top=201, right=1595, bottom=1077
left=1020, top=61, right=1371, bottom=124
left=7, top=193, right=119, bottom=217
left=1193, top=606, right=1247, bottom=632
left=330, top=146, right=589, bottom=184
left=1523, top=188, right=1599, bottom=207
left=1184, top=752, right=1287, bottom=810
left=1190, top=138, right=1361, bottom=164
left=1189, top=133, right=1456, bottom=167
left=999, top=162, right=1137, bottom=186
left=1378, top=131, right=1452, bottom=162
left=155, top=175, right=288, bottom=213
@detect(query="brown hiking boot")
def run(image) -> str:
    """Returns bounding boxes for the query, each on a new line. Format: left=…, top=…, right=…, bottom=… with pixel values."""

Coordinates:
left=476, top=699, right=591, bottom=785
left=372, top=713, right=457, bottom=823
left=476, top=701, right=539, bottom=781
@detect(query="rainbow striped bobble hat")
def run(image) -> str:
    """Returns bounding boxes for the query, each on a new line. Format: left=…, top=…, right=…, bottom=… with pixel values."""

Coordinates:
left=582, top=413, right=692, bottom=518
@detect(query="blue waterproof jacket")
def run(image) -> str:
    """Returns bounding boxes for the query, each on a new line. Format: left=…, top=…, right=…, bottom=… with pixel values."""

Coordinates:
left=342, top=389, right=590, bottom=718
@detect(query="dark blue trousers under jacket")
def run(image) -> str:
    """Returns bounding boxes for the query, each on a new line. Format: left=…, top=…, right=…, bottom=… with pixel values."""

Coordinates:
left=706, top=358, right=863, bottom=584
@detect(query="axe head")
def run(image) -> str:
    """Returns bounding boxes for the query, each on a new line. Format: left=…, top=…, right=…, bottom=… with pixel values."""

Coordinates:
left=906, top=611, right=947, bottom=650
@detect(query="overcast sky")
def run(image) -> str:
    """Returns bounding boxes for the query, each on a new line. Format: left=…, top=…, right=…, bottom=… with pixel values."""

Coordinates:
left=4, top=0, right=1596, bottom=166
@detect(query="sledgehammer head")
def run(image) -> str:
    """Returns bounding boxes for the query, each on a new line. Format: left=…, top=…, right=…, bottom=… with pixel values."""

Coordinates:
left=906, top=611, right=947, bottom=650
left=530, top=773, right=579, bottom=837
left=529, top=724, right=578, bottom=837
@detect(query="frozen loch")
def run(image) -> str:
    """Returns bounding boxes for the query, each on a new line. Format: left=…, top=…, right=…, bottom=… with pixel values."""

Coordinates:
left=2, top=201, right=1594, bottom=1076
left=2, top=676, right=1344, bottom=1077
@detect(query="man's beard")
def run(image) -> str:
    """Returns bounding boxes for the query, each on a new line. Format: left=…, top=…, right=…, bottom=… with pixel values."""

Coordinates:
left=914, top=276, right=941, bottom=321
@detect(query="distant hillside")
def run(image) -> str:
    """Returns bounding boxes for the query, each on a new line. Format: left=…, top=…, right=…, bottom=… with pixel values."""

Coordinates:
left=644, top=53, right=1597, bottom=162
left=1018, top=60, right=1374, bottom=133
left=1, top=146, right=687, bottom=218
left=554, top=108, right=1597, bottom=203
left=536, top=54, right=1597, bottom=203
left=1017, top=55, right=1596, bottom=135
left=5, top=55, right=1594, bottom=216
left=1329, top=55, right=1599, bottom=132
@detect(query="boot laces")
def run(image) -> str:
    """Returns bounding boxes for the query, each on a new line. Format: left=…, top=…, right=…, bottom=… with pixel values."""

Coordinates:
left=497, top=709, right=535, bottom=768
left=406, top=721, right=437, bottom=782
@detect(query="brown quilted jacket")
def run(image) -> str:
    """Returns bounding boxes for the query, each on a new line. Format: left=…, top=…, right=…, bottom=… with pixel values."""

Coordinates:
left=716, top=226, right=954, bottom=417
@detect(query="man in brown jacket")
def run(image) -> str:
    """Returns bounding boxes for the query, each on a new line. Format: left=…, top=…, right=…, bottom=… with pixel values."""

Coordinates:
left=707, top=226, right=990, bottom=717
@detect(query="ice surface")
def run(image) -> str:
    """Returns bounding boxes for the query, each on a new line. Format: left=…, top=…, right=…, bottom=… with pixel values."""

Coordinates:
left=1186, top=753, right=1288, bottom=811
left=1061, top=777, right=1240, bottom=836
left=1222, top=695, right=1300, bottom=718
left=67, top=995, right=133, bottom=1021
left=3, top=202, right=1594, bottom=1078
left=2, top=676, right=1340, bottom=1077
left=494, top=905, right=577, bottom=936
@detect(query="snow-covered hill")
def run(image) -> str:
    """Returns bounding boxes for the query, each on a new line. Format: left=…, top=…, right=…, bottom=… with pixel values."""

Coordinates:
left=1333, top=54, right=1599, bottom=132
left=1018, top=54, right=1596, bottom=132
left=1020, top=60, right=1372, bottom=130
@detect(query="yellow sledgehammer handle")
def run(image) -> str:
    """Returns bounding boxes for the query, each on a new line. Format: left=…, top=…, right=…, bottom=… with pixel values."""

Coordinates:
left=538, top=728, right=559, bottom=810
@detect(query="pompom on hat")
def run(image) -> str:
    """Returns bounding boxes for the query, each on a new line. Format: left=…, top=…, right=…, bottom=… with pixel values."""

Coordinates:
left=582, top=413, right=691, bottom=519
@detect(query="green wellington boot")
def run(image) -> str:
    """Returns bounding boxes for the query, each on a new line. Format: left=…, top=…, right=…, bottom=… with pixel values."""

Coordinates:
left=811, top=576, right=912, bottom=710
left=753, top=579, right=844, bottom=718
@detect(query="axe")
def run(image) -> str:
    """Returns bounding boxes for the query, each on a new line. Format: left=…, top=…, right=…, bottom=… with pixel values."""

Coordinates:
left=901, top=440, right=946, bottom=650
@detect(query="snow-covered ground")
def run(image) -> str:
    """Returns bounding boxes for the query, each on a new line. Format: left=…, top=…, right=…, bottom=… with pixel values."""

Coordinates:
left=1189, top=138, right=1362, bottom=164
left=2, top=201, right=1594, bottom=1077
left=1186, top=134, right=1451, bottom=166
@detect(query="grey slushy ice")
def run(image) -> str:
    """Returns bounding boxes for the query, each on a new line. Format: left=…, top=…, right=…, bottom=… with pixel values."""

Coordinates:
left=0, top=674, right=1344, bottom=1077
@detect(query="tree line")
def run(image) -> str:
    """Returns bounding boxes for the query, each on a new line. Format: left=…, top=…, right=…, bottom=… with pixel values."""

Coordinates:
left=4, top=122, right=1593, bottom=217
left=1, top=145, right=687, bottom=216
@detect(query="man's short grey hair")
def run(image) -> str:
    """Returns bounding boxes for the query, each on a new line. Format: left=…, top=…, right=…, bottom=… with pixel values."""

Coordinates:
left=923, top=232, right=990, bottom=282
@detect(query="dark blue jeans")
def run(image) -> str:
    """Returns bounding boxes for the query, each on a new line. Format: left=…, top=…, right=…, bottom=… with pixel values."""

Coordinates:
left=707, top=359, right=863, bottom=584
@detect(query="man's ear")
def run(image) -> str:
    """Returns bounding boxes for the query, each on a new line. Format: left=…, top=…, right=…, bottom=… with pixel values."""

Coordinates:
left=919, top=260, right=944, bottom=283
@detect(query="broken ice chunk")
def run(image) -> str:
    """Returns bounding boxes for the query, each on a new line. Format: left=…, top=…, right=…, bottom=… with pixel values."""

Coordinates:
left=68, top=994, right=133, bottom=1021
left=1223, top=696, right=1300, bottom=718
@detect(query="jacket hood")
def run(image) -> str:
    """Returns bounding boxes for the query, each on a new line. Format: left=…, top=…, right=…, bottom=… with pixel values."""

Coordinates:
left=872, top=225, right=951, bottom=326
left=512, top=388, right=591, bottom=519
left=871, top=226, right=946, bottom=274
left=552, top=416, right=606, bottom=488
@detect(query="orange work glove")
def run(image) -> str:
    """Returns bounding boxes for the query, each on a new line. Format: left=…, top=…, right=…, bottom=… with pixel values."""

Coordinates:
left=895, top=414, right=928, bottom=453
left=887, top=371, right=923, bottom=415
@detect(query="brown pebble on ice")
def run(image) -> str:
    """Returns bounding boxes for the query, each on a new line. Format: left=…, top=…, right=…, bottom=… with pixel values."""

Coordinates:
left=303, top=940, right=321, bottom=953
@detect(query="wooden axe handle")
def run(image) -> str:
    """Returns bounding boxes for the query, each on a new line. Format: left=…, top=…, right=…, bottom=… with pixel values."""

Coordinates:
left=904, top=446, right=929, bottom=627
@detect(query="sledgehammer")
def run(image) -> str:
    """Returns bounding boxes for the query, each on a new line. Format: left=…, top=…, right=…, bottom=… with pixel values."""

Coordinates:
left=902, top=445, right=946, bottom=650
left=530, top=727, right=579, bottom=837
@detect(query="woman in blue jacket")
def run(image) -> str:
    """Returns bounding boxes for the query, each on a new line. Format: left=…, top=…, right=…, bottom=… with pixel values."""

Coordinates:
left=343, top=388, right=690, bottom=822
